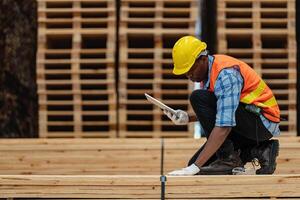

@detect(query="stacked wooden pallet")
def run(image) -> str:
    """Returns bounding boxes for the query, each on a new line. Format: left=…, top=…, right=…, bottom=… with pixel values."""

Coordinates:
left=37, top=0, right=117, bottom=138
left=217, top=0, right=296, bottom=135
left=119, top=0, right=199, bottom=138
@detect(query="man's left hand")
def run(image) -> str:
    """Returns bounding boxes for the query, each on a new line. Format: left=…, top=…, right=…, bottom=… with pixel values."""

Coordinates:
left=168, top=164, right=200, bottom=176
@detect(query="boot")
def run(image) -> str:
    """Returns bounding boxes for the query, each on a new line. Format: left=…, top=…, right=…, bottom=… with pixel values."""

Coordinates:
left=239, top=146, right=253, bottom=166
left=250, top=139, right=279, bottom=174
left=199, top=140, right=244, bottom=175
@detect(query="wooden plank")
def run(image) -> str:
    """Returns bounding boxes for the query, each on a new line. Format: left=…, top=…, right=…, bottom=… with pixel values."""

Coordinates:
left=0, top=139, right=161, bottom=175
left=0, top=137, right=299, bottom=176
left=0, top=138, right=161, bottom=150
left=166, top=175, right=300, bottom=198
left=0, top=175, right=299, bottom=199
left=0, top=175, right=161, bottom=198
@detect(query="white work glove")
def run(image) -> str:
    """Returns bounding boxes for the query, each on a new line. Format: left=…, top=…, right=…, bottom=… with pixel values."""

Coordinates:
left=164, top=109, right=189, bottom=125
left=168, top=164, right=200, bottom=176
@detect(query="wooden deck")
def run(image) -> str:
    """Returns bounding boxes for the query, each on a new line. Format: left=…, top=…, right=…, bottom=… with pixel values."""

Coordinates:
left=0, top=137, right=299, bottom=199
left=0, top=137, right=299, bottom=175
left=0, top=175, right=299, bottom=199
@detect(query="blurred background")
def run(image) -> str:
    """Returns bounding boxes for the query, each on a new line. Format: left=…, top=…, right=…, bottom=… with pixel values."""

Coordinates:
left=0, top=0, right=298, bottom=138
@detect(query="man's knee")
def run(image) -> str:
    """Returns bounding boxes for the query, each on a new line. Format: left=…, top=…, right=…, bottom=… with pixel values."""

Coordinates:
left=189, top=90, right=215, bottom=108
left=190, top=90, right=206, bottom=105
left=190, top=90, right=200, bottom=106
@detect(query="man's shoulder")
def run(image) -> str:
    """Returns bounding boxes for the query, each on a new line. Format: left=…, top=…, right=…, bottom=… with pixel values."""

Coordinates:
left=218, top=67, right=242, bottom=79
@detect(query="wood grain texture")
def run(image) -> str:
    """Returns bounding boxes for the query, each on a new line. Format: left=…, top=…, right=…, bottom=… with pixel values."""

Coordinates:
left=0, top=174, right=299, bottom=198
left=0, top=137, right=299, bottom=175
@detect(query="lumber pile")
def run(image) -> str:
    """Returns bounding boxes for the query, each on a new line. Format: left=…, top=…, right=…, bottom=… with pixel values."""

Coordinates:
left=0, top=175, right=299, bottom=199
left=0, top=137, right=299, bottom=198
left=0, top=175, right=160, bottom=199
left=0, top=139, right=161, bottom=175
left=0, top=137, right=299, bottom=175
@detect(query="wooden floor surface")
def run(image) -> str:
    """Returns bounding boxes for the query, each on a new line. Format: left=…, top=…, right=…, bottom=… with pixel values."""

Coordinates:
left=0, top=174, right=299, bottom=199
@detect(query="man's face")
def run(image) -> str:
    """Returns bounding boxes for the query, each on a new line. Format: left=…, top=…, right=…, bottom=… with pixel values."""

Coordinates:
left=185, top=56, right=208, bottom=82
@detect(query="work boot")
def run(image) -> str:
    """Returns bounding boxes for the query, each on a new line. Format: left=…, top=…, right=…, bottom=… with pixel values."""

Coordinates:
left=199, top=140, right=244, bottom=175
left=250, top=139, right=279, bottom=174
left=239, top=146, right=254, bottom=166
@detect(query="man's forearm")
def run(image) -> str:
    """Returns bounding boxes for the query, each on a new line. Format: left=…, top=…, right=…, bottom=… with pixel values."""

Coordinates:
left=194, top=127, right=232, bottom=167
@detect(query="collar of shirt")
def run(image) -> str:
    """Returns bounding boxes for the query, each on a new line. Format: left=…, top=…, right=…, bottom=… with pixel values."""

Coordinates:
left=202, top=55, right=214, bottom=89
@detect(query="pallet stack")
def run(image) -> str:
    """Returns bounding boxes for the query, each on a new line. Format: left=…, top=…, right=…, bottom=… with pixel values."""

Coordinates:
left=119, top=0, right=199, bottom=137
left=37, top=0, right=116, bottom=137
left=217, top=0, right=296, bottom=135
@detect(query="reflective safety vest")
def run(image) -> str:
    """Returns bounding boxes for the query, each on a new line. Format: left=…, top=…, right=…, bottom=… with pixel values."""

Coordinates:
left=208, top=55, right=280, bottom=123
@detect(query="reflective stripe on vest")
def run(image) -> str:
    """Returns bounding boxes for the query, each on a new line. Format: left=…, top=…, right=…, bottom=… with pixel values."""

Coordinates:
left=209, top=55, right=280, bottom=122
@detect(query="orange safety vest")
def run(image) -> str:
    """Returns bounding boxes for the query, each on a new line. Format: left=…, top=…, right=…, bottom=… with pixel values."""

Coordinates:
left=208, top=55, right=280, bottom=123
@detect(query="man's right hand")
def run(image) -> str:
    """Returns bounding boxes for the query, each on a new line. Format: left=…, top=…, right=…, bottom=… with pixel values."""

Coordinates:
left=164, top=109, right=189, bottom=125
left=168, top=164, right=200, bottom=176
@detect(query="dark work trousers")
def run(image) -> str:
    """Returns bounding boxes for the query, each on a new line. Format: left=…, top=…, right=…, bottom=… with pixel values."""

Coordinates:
left=188, top=90, right=273, bottom=166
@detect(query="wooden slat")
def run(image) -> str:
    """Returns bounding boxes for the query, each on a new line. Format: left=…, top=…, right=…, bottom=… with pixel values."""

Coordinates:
left=0, top=175, right=300, bottom=199
left=0, top=175, right=161, bottom=198
left=166, top=175, right=300, bottom=198
left=0, top=139, right=161, bottom=175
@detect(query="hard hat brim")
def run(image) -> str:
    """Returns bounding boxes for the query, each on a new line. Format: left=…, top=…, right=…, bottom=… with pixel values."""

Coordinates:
left=173, top=63, right=193, bottom=75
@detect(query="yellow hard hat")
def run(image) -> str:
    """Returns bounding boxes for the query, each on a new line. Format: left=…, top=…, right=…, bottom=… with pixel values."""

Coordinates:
left=172, top=36, right=207, bottom=75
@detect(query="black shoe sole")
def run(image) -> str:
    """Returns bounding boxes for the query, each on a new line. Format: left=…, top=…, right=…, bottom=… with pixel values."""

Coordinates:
left=198, top=169, right=233, bottom=175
